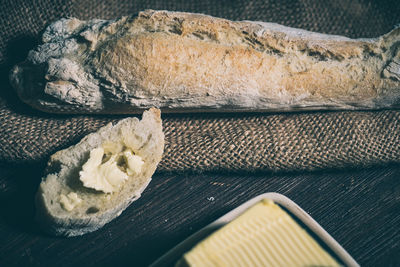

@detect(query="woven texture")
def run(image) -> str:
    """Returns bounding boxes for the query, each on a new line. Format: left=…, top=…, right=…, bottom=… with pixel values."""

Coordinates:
left=1, top=0, right=400, bottom=173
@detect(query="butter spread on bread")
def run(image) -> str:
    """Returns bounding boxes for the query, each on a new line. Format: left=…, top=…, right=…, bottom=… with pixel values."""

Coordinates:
left=59, top=192, right=82, bottom=211
left=36, top=108, right=164, bottom=236
left=79, top=146, right=144, bottom=193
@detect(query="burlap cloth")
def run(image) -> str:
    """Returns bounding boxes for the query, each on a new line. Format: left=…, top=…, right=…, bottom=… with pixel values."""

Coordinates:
left=1, top=0, right=400, bottom=173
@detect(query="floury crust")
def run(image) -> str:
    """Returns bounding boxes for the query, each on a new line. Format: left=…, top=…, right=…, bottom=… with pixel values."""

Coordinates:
left=10, top=10, right=400, bottom=114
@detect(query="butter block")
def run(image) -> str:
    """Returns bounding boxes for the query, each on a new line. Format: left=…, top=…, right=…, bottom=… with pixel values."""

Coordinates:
left=177, top=199, right=340, bottom=267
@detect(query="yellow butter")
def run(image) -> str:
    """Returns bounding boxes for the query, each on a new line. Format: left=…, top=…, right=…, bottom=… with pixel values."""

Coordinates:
left=79, top=147, right=128, bottom=193
left=123, top=150, right=144, bottom=176
left=79, top=145, right=144, bottom=193
left=178, top=199, right=340, bottom=267
left=60, top=192, right=82, bottom=211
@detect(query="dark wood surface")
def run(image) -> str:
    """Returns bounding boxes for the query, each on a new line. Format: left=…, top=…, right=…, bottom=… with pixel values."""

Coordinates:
left=0, top=163, right=400, bottom=267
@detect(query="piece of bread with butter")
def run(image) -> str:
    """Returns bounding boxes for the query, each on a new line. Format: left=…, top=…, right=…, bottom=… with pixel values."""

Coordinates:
left=35, top=108, right=164, bottom=236
left=10, top=10, right=400, bottom=114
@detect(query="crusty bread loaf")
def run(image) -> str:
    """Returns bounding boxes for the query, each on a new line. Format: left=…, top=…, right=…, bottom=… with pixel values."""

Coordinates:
left=10, top=10, right=400, bottom=113
left=35, top=108, right=164, bottom=236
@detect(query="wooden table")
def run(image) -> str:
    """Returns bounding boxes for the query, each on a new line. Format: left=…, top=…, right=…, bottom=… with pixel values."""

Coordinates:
left=0, top=163, right=399, bottom=266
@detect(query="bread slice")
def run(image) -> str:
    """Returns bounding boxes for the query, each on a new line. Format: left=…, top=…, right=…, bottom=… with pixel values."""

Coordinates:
left=35, top=108, right=164, bottom=236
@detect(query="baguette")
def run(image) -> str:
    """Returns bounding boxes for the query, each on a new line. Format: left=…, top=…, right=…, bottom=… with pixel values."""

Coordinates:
left=10, top=10, right=400, bottom=113
left=35, top=108, right=164, bottom=236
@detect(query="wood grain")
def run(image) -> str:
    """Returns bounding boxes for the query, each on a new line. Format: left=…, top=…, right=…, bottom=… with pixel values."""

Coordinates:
left=0, top=163, right=400, bottom=266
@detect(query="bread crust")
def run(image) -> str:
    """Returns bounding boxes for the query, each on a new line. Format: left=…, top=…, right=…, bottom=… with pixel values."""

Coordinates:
left=10, top=10, right=400, bottom=113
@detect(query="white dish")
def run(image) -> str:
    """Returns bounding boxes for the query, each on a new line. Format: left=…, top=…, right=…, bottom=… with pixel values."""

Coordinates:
left=150, top=192, right=359, bottom=267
